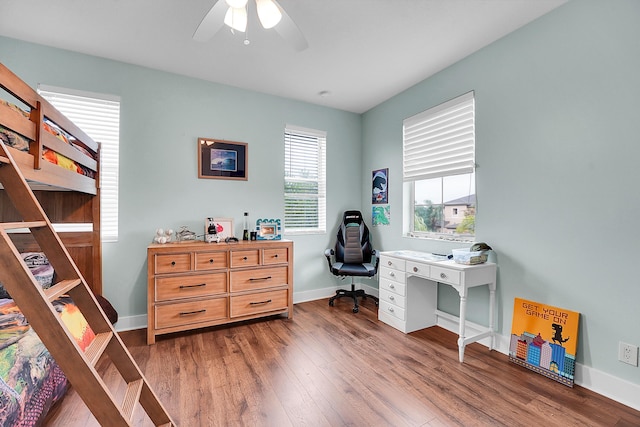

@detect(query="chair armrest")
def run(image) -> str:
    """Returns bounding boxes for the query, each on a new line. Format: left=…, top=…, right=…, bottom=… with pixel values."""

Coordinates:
left=371, top=249, right=380, bottom=272
left=324, top=248, right=334, bottom=270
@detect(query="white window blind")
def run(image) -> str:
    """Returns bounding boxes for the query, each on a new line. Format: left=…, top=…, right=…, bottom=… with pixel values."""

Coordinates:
left=284, top=125, right=326, bottom=234
left=403, top=91, right=475, bottom=182
left=38, top=85, right=120, bottom=242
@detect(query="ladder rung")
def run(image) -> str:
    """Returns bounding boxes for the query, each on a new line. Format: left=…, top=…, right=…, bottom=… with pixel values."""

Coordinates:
left=44, top=279, right=82, bottom=302
left=0, top=221, right=48, bottom=230
left=122, top=378, right=144, bottom=422
left=0, top=155, right=9, bottom=164
left=84, top=331, right=113, bottom=367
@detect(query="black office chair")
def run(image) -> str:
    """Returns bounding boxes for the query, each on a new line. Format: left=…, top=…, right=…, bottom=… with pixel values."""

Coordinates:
left=325, top=210, right=379, bottom=313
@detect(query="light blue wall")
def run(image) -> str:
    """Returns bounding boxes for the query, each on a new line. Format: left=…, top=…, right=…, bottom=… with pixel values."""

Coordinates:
left=362, top=0, right=640, bottom=385
left=0, top=36, right=361, bottom=321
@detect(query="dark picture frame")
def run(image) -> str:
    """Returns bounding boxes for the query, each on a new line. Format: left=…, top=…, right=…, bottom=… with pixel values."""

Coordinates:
left=372, top=168, right=388, bottom=204
left=198, top=138, right=248, bottom=180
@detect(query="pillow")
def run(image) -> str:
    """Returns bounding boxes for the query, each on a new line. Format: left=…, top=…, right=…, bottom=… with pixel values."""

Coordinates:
left=0, top=252, right=54, bottom=299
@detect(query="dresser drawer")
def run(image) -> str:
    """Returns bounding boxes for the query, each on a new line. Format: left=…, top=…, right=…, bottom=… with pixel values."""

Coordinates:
left=230, top=289, right=288, bottom=318
left=431, top=266, right=461, bottom=285
left=194, top=251, right=227, bottom=271
left=155, top=297, right=227, bottom=329
left=379, top=277, right=406, bottom=296
left=381, top=256, right=405, bottom=271
left=380, top=288, right=406, bottom=309
left=406, top=261, right=429, bottom=278
left=230, top=266, right=288, bottom=292
left=263, top=247, right=288, bottom=264
left=155, top=272, right=227, bottom=302
left=230, top=249, right=260, bottom=267
left=380, top=266, right=405, bottom=282
left=379, top=300, right=405, bottom=321
left=155, top=253, right=191, bottom=274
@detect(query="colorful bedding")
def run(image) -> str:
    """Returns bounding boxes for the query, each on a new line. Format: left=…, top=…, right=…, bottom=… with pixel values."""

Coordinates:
left=0, top=99, right=95, bottom=178
left=0, top=296, right=94, bottom=427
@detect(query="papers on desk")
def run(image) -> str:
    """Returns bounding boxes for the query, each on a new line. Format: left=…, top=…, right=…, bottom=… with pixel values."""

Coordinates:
left=388, top=250, right=449, bottom=261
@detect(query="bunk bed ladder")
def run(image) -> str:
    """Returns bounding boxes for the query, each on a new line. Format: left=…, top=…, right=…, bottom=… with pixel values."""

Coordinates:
left=0, top=141, right=176, bottom=426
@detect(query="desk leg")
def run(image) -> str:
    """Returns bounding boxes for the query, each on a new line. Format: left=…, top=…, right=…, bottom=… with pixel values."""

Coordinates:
left=458, top=293, right=467, bottom=363
left=488, top=283, right=496, bottom=351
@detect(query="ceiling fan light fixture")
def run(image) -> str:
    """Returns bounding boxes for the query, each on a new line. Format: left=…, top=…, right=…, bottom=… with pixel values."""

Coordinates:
left=225, top=0, right=248, bottom=8
left=256, top=0, right=282, bottom=29
left=224, top=6, right=248, bottom=32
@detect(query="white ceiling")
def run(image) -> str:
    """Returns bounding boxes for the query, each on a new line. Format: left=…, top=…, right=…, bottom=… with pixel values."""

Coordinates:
left=0, top=0, right=567, bottom=113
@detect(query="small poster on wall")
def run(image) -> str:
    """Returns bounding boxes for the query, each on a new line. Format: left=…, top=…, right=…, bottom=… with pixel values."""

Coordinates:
left=372, top=168, right=388, bottom=204
left=372, top=205, right=390, bottom=226
left=509, top=298, right=580, bottom=387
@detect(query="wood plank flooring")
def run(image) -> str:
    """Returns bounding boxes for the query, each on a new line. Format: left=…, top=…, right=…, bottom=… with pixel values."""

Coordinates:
left=45, top=298, right=640, bottom=426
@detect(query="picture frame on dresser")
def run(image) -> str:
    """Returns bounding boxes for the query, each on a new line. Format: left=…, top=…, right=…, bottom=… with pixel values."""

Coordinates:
left=198, top=138, right=248, bottom=180
left=213, top=217, right=234, bottom=239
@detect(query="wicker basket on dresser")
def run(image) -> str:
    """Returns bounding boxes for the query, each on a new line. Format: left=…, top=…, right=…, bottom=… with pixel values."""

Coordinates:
left=147, top=239, right=293, bottom=344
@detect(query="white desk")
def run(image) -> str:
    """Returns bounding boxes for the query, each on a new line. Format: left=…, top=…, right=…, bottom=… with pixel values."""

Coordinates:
left=378, top=250, right=497, bottom=363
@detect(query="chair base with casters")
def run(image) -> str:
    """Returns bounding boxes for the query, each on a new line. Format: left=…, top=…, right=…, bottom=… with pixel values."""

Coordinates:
left=328, top=277, right=378, bottom=313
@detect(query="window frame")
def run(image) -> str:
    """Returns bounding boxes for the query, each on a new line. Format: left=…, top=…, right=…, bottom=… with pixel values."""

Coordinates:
left=403, top=92, right=476, bottom=241
left=283, top=124, right=326, bottom=235
left=38, top=84, right=120, bottom=243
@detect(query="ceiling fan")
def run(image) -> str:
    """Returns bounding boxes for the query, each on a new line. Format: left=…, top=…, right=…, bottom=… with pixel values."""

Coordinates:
left=193, top=0, right=308, bottom=51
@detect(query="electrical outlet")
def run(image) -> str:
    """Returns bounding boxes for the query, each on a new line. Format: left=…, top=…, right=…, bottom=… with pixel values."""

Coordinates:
left=619, top=342, right=639, bottom=366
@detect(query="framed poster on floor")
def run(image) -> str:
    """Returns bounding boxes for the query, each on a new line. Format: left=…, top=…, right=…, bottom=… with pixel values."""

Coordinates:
left=509, top=298, right=580, bottom=387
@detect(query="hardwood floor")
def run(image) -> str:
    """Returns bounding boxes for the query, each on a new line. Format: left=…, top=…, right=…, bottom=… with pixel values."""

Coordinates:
left=45, top=298, right=640, bottom=427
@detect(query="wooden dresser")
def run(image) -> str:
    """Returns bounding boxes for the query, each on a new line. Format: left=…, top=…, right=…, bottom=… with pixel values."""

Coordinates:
left=147, top=239, right=293, bottom=344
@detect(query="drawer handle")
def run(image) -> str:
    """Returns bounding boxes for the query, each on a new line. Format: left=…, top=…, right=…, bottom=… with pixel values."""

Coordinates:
left=209, top=259, right=214, bottom=263
left=250, top=299, right=272, bottom=305
left=388, top=260, right=392, bottom=266
left=243, top=256, right=248, bottom=261
left=388, top=307, right=394, bottom=312
left=440, top=272, right=447, bottom=279
left=389, top=284, right=395, bottom=289
left=389, top=272, right=395, bottom=277
left=249, top=276, right=272, bottom=281
left=171, top=261, right=176, bottom=266
left=274, top=254, right=279, bottom=258
left=389, top=295, right=395, bottom=301
left=179, top=283, right=206, bottom=289
left=413, top=267, right=418, bottom=273
left=179, top=309, right=206, bottom=316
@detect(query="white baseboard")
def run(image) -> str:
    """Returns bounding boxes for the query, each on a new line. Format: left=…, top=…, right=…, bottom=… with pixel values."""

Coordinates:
left=115, top=285, right=639, bottom=412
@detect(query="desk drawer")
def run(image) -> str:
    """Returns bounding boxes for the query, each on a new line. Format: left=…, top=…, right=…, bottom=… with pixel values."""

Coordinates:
left=379, top=277, right=406, bottom=297
left=406, top=261, right=429, bottom=278
left=431, top=266, right=461, bottom=285
left=380, top=288, right=406, bottom=308
left=155, top=272, right=227, bottom=302
left=380, top=266, right=405, bottom=282
left=381, top=256, right=405, bottom=271
left=380, top=300, right=405, bottom=321
left=155, top=297, right=227, bottom=329
left=155, top=253, right=191, bottom=274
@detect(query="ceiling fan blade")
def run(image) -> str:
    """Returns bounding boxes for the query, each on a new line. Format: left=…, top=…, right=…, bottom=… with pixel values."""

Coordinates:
left=193, top=0, right=229, bottom=42
left=272, top=0, right=308, bottom=51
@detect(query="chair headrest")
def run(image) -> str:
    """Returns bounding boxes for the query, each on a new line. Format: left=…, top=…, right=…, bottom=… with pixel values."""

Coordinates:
left=343, top=210, right=363, bottom=225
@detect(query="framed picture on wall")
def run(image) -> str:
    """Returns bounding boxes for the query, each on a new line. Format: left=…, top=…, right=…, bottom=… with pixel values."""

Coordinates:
left=372, top=168, right=388, bottom=204
left=198, top=138, right=248, bottom=180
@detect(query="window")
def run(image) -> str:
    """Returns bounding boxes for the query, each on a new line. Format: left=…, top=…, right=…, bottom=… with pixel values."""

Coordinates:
left=403, top=91, right=475, bottom=241
left=284, top=125, right=326, bottom=234
left=39, top=85, right=120, bottom=242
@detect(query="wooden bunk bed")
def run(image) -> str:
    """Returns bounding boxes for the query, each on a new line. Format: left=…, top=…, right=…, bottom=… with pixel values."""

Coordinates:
left=0, top=62, right=174, bottom=426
